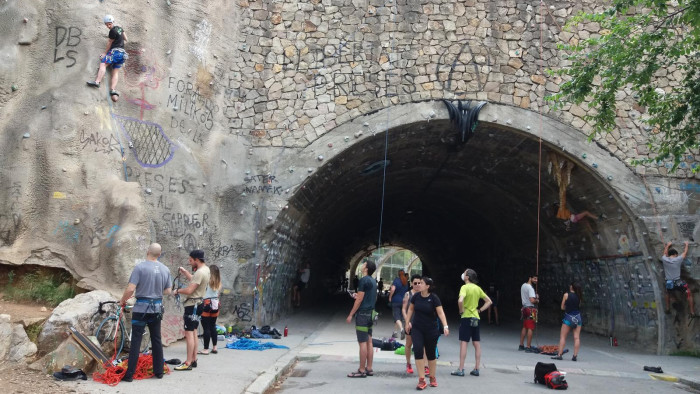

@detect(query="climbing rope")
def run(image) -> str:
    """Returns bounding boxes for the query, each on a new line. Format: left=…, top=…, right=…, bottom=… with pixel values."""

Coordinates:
left=93, top=354, right=170, bottom=385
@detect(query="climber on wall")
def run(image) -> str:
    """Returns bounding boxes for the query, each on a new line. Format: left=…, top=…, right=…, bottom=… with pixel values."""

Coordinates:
left=662, top=241, right=696, bottom=318
left=86, top=14, right=128, bottom=102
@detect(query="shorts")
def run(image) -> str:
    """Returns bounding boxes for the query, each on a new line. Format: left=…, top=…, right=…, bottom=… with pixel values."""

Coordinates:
left=562, top=312, right=582, bottom=328
left=355, top=310, right=373, bottom=342
left=102, top=48, right=127, bottom=69
left=459, top=317, right=481, bottom=342
left=521, top=307, right=537, bottom=330
left=391, top=302, right=404, bottom=322
left=295, top=280, right=307, bottom=289
left=183, top=305, right=203, bottom=331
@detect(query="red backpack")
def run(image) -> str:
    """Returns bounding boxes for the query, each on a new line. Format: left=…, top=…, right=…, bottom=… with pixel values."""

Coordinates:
left=544, top=371, right=568, bottom=390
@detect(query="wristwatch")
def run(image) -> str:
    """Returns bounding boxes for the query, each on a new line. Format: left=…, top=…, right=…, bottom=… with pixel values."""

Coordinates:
left=444, top=326, right=449, bottom=330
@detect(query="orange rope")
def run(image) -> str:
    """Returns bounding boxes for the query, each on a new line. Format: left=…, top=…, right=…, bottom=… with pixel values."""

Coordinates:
left=93, top=354, right=171, bottom=385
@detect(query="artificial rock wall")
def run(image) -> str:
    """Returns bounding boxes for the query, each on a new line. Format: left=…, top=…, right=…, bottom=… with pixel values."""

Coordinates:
left=0, top=0, right=698, bottom=352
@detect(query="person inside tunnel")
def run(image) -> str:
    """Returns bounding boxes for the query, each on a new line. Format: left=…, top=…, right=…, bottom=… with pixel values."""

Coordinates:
left=662, top=241, right=696, bottom=317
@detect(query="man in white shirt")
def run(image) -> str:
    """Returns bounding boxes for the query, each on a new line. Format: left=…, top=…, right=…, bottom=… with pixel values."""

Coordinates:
left=518, top=274, right=538, bottom=352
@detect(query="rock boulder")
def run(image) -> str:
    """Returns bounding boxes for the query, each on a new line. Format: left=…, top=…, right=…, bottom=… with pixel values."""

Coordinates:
left=37, top=290, right=116, bottom=355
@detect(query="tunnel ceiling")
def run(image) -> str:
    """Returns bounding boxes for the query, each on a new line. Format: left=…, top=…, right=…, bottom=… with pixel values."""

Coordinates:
left=288, top=117, right=628, bottom=284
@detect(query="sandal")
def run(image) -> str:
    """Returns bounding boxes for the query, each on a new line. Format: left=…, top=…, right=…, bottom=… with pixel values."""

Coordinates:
left=198, top=350, right=210, bottom=355
left=366, top=369, right=374, bottom=376
left=211, top=349, right=218, bottom=354
left=347, top=369, right=367, bottom=378
left=110, top=90, right=119, bottom=97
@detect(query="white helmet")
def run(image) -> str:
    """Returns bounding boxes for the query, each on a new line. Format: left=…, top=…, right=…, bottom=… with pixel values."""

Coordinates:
left=103, top=15, right=114, bottom=23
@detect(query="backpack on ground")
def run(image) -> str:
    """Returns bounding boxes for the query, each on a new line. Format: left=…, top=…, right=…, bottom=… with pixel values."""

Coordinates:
left=534, top=362, right=558, bottom=384
left=544, top=371, right=568, bottom=390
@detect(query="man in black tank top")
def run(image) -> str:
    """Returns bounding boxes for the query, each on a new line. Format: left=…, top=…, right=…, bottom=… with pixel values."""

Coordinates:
left=86, top=14, right=128, bottom=101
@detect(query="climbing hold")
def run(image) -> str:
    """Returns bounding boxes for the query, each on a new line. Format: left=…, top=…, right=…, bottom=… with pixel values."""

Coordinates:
left=166, top=49, right=172, bottom=55
left=526, top=126, right=531, bottom=130
left=41, top=106, right=47, bottom=110
left=506, top=119, right=512, bottom=125
left=11, top=85, right=18, bottom=92
left=363, top=122, right=369, bottom=127
left=317, top=155, right=324, bottom=161
left=328, top=143, right=333, bottom=148
left=267, top=216, right=273, bottom=221
left=172, top=106, right=178, bottom=111
left=581, top=153, right=587, bottom=159
left=202, top=183, right=207, bottom=187
left=145, top=188, right=152, bottom=195
left=128, top=141, right=134, bottom=148
left=285, top=189, right=290, bottom=193
left=344, top=136, right=350, bottom=142
left=354, top=131, right=363, bottom=138
left=62, top=168, right=67, bottom=172
left=307, top=168, right=313, bottom=173
left=241, top=192, right=247, bottom=196
left=607, top=175, right=613, bottom=180
left=23, top=18, right=28, bottom=23
left=284, top=205, right=288, bottom=210
left=592, top=163, right=598, bottom=168
left=245, top=170, right=250, bottom=174
left=22, top=133, right=30, bottom=138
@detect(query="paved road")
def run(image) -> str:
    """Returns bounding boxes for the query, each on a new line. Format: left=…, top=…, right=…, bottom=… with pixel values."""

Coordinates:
left=63, top=304, right=699, bottom=394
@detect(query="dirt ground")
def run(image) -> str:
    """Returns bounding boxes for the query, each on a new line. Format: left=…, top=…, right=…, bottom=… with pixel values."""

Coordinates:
left=0, top=295, right=89, bottom=394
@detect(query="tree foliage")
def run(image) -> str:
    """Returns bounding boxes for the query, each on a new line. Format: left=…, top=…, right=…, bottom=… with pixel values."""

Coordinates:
left=547, top=0, right=700, bottom=171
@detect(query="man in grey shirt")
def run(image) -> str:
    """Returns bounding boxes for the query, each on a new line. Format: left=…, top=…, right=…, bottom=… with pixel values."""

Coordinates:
left=662, top=241, right=695, bottom=317
left=119, top=243, right=172, bottom=381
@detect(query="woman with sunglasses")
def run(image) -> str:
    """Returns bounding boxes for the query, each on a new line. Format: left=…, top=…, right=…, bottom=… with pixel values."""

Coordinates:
left=402, top=274, right=427, bottom=374
left=405, top=277, right=449, bottom=390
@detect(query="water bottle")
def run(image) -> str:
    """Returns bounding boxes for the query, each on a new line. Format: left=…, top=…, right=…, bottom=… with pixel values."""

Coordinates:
left=284, top=325, right=288, bottom=337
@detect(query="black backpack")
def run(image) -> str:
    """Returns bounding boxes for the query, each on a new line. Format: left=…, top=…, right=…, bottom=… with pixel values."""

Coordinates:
left=534, top=362, right=558, bottom=384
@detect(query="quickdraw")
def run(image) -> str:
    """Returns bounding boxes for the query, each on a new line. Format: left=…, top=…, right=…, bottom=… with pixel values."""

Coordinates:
left=172, top=271, right=183, bottom=311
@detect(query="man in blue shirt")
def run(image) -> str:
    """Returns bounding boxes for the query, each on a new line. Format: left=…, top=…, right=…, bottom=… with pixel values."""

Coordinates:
left=346, top=260, right=377, bottom=378
left=119, top=243, right=172, bottom=382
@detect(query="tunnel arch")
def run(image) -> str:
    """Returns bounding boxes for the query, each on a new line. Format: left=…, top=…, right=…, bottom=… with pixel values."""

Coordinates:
left=268, top=100, right=665, bottom=353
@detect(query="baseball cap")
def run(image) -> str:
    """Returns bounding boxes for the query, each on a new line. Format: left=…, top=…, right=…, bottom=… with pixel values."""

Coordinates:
left=189, top=249, right=205, bottom=261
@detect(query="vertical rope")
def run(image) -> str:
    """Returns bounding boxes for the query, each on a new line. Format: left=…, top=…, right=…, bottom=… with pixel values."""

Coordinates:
left=536, top=0, right=545, bottom=278
left=376, top=2, right=396, bottom=252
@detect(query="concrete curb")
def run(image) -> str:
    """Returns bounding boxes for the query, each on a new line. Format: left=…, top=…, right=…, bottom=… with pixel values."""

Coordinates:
left=243, top=321, right=329, bottom=394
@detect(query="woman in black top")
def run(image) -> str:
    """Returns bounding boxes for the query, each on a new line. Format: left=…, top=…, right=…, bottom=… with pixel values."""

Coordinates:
left=405, top=277, right=449, bottom=390
left=552, top=282, right=583, bottom=361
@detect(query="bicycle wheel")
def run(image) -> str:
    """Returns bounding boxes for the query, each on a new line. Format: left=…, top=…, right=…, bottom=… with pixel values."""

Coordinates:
left=95, top=316, right=125, bottom=356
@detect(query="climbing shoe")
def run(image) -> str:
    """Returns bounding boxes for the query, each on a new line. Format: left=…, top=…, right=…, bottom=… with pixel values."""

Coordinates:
left=174, top=363, right=192, bottom=371
left=406, top=364, right=414, bottom=374
left=86, top=81, right=100, bottom=88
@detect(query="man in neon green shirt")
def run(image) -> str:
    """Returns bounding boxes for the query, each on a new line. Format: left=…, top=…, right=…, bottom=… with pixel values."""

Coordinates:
left=451, top=268, right=492, bottom=377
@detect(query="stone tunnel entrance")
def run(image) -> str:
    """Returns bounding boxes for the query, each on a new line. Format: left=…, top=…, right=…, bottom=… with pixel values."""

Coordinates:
left=264, top=102, right=669, bottom=353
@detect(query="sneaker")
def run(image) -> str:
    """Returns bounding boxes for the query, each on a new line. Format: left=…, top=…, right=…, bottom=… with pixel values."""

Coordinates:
left=406, top=364, right=414, bottom=374
left=451, top=369, right=465, bottom=376
left=551, top=355, right=563, bottom=360
left=572, top=355, right=577, bottom=362
left=192, top=360, right=198, bottom=368
left=518, top=345, right=525, bottom=351
left=416, top=378, right=427, bottom=390
left=425, top=366, right=430, bottom=375
left=526, top=347, right=539, bottom=353
left=429, top=376, right=438, bottom=387
left=174, top=363, right=192, bottom=371
left=401, top=329, right=406, bottom=340
left=154, top=373, right=164, bottom=379
left=470, top=369, right=479, bottom=377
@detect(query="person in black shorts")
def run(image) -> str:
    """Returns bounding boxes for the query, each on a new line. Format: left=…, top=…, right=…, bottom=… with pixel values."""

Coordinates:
left=86, top=14, right=128, bottom=101
left=405, top=277, right=449, bottom=390
left=346, top=260, right=377, bottom=378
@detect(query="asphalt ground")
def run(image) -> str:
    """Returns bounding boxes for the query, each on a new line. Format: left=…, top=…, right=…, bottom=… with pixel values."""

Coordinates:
left=61, top=301, right=699, bottom=394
